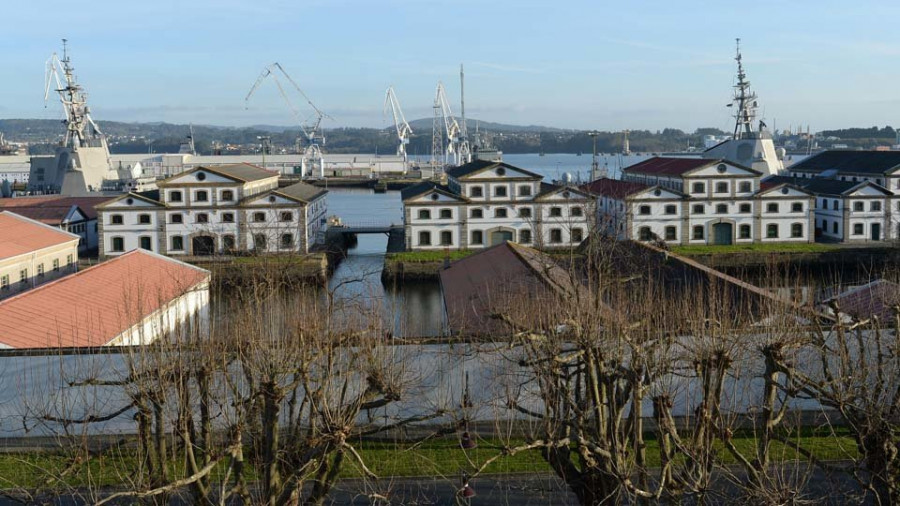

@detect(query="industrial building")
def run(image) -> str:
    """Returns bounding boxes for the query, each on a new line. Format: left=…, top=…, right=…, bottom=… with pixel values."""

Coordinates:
left=0, top=211, right=80, bottom=300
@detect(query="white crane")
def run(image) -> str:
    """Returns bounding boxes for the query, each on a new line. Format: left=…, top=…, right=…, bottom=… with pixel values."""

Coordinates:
left=245, top=63, right=330, bottom=177
left=434, top=82, right=463, bottom=167
left=44, top=39, right=104, bottom=149
left=383, top=86, right=413, bottom=164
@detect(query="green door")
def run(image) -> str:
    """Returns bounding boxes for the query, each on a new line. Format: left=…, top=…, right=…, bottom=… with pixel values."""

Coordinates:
left=490, top=230, right=514, bottom=245
left=872, top=223, right=881, bottom=241
left=713, top=223, right=732, bottom=245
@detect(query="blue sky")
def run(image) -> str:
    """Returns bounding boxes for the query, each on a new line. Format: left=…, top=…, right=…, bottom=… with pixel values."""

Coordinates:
left=3, top=0, right=899, bottom=132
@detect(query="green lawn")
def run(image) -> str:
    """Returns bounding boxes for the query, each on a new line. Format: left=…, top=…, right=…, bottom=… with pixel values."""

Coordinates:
left=0, top=432, right=859, bottom=490
left=672, top=243, right=841, bottom=256
left=386, top=250, right=477, bottom=263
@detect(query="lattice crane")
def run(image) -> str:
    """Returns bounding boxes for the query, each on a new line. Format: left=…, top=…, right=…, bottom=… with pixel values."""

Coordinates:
left=384, top=86, right=413, bottom=163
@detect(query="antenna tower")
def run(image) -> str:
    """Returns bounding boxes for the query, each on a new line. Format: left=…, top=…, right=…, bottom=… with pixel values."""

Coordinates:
left=731, top=38, right=758, bottom=140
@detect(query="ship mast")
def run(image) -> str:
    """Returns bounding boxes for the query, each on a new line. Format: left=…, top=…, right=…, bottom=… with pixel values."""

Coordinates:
left=45, top=39, right=104, bottom=149
left=731, top=38, right=757, bottom=140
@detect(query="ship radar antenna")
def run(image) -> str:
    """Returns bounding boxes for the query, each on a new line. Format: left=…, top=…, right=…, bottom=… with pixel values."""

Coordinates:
left=731, top=37, right=758, bottom=140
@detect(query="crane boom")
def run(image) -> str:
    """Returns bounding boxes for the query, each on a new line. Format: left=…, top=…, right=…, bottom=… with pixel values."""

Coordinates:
left=383, top=86, right=413, bottom=161
left=435, top=82, right=462, bottom=165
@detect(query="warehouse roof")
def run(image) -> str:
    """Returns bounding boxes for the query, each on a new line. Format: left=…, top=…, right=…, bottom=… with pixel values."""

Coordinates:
left=0, top=212, right=80, bottom=261
left=790, top=150, right=900, bottom=175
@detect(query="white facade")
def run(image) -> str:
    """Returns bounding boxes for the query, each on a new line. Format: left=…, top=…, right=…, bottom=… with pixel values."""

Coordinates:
left=402, top=162, right=593, bottom=251
left=0, top=212, right=80, bottom=300
left=97, top=164, right=327, bottom=257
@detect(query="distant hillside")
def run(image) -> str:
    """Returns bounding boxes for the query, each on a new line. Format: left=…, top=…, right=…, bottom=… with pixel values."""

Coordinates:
left=407, top=118, right=567, bottom=133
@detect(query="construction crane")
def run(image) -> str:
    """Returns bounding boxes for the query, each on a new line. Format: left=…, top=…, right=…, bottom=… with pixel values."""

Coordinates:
left=44, top=39, right=105, bottom=149
left=383, top=86, right=413, bottom=164
left=245, top=63, right=330, bottom=177
left=434, top=82, right=463, bottom=167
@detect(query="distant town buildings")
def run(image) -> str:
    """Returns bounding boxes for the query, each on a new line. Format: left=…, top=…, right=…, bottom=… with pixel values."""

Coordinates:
left=97, top=163, right=327, bottom=257
left=400, top=161, right=593, bottom=251
left=583, top=157, right=815, bottom=245
left=0, top=211, right=80, bottom=300
left=0, top=249, right=209, bottom=349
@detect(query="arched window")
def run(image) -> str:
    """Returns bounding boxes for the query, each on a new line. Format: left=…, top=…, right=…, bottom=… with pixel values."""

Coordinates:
left=418, top=231, right=432, bottom=246
left=791, top=223, right=803, bottom=238
left=418, top=209, right=431, bottom=220
left=638, top=226, right=653, bottom=241
left=440, top=231, right=453, bottom=246
left=739, top=224, right=751, bottom=239
left=253, top=234, right=267, bottom=251
left=692, top=226, right=704, bottom=240
left=766, top=224, right=779, bottom=238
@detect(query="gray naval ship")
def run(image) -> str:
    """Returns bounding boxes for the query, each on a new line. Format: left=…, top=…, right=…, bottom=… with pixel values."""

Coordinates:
left=702, top=38, right=785, bottom=176
left=28, top=40, right=154, bottom=196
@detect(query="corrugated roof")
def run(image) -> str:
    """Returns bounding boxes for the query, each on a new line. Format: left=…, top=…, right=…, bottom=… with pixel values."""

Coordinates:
left=0, top=249, right=210, bottom=349
left=275, top=181, right=327, bottom=203
left=790, top=150, right=900, bottom=175
left=0, top=212, right=80, bottom=261
left=623, top=157, right=718, bottom=176
left=580, top=178, right=650, bottom=199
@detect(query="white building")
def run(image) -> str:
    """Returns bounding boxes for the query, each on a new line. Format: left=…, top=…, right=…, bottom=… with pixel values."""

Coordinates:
left=0, top=249, right=209, bottom=349
left=96, top=163, right=327, bottom=257
left=583, top=157, right=815, bottom=245
left=0, top=211, right=80, bottom=299
left=400, top=161, right=593, bottom=250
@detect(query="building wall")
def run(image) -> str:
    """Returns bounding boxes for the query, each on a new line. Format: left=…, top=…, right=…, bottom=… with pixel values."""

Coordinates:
left=109, top=281, right=210, bottom=346
left=0, top=241, right=79, bottom=300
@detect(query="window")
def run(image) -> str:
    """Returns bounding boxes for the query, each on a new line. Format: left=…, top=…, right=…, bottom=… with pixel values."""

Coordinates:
left=519, top=185, right=532, bottom=197
left=853, top=223, right=864, bottom=235
left=571, top=228, right=584, bottom=243
left=638, top=205, right=651, bottom=215
left=820, top=198, right=827, bottom=209
left=692, top=204, right=705, bottom=214
left=171, top=236, right=184, bottom=251
left=766, top=203, right=779, bottom=213
left=195, top=190, right=209, bottom=202
left=872, top=201, right=882, bottom=212
left=223, top=235, right=236, bottom=252
left=739, top=181, right=752, bottom=193
left=639, top=226, right=653, bottom=241
left=495, top=208, right=508, bottom=218
left=112, top=237, right=124, bottom=252
left=0, top=275, right=8, bottom=291
left=833, top=200, right=839, bottom=210
left=494, top=186, right=508, bottom=197
left=715, top=182, right=728, bottom=193
left=853, top=201, right=864, bottom=212
left=196, top=213, right=209, bottom=224
left=440, top=231, right=452, bottom=246
left=550, top=228, right=563, bottom=243
left=716, top=204, right=728, bottom=214
left=471, top=230, right=483, bottom=245
left=791, top=202, right=803, bottom=213
left=692, top=226, right=704, bottom=240
left=222, top=213, right=235, bottom=223
left=664, top=205, right=677, bottom=215
left=253, top=212, right=266, bottom=223
left=139, top=236, right=152, bottom=250
left=52, top=259, right=59, bottom=272
left=739, top=203, right=751, bottom=213
left=110, top=214, right=123, bottom=225
left=470, top=186, right=483, bottom=197
left=766, top=224, right=778, bottom=238
left=419, top=231, right=432, bottom=246
left=138, top=214, right=151, bottom=224
left=549, top=207, right=563, bottom=217
left=281, top=233, right=294, bottom=248
left=519, top=208, right=532, bottom=218
left=67, top=254, right=73, bottom=267
left=279, top=211, right=292, bottom=222
left=833, top=222, right=838, bottom=234
left=791, top=223, right=803, bottom=238
left=470, top=209, right=483, bottom=219
left=519, top=229, right=532, bottom=243
left=571, top=206, right=583, bottom=217
left=169, top=190, right=183, bottom=202
left=37, top=264, right=44, bottom=277
left=417, top=209, right=431, bottom=220
left=170, top=213, right=183, bottom=224
left=19, top=269, right=27, bottom=285
left=739, top=224, right=751, bottom=239
left=439, top=209, right=452, bottom=219
left=664, top=226, right=677, bottom=241
left=221, top=190, right=234, bottom=201
left=692, top=182, right=705, bottom=194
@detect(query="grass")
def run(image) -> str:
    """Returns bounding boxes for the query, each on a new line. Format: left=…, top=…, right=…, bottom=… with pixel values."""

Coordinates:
left=672, top=243, right=841, bottom=256
left=0, top=432, right=860, bottom=490
left=386, top=250, right=477, bottom=263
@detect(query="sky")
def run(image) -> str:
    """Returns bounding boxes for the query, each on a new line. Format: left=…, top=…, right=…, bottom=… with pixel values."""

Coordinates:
left=2, top=0, right=900, bottom=133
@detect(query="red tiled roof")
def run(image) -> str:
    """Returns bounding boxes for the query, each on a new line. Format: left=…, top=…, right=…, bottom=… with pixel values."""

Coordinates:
left=580, top=178, right=649, bottom=199
left=0, top=250, right=210, bottom=349
left=0, top=195, right=111, bottom=220
left=622, top=157, right=713, bottom=176
left=0, top=212, right=80, bottom=261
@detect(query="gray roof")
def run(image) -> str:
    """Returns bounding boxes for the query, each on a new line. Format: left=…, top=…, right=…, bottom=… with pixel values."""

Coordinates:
left=400, top=181, right=460, bottom=201
left=446, top=160, right=542, bottom=179
left=275, top=182, right=327, bottom=203
left=762, top=175, right=887, bottom=196
left=790, top=150, right=900, bottom=175
left=202, top=163, right=279, bottom=182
